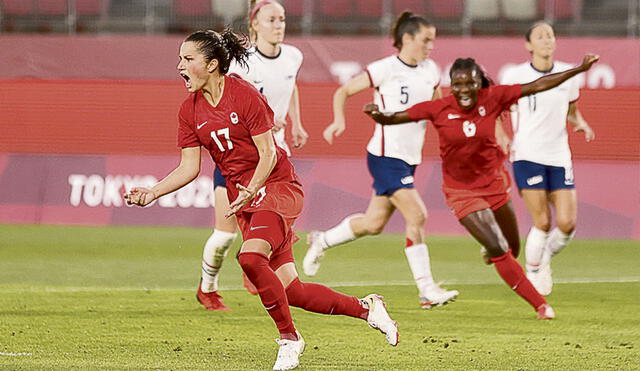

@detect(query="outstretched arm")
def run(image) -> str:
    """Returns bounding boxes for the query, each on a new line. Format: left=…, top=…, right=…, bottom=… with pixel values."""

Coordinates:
left=363, top=104, right=413, bottom=126
left=520, top=54, right=599, bottom=97
left=124, top=146, right=201, bottom=206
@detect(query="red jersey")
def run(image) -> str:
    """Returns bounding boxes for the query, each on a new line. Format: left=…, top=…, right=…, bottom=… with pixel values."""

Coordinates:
left=407, top=84, right=521, bottom=189
left=177, top=75, right=298, bottom=192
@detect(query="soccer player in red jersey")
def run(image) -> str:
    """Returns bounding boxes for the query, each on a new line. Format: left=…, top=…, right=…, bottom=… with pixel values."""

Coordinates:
left=197, top=0, right=310, bottom=310
left=364, top=54, right=599, bottom=319
left=124, top=29, right=398, bottom=370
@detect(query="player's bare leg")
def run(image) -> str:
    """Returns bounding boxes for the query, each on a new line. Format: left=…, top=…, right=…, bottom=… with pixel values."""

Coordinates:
left=460, top=208, right=553, bottom=318
left=493, top=201, right=522, bottom=258
left=303, top=194, right=394, bottom=276
left=197, top=186, right=237, bottom=311
left=390, top=188, right=458, bottom=308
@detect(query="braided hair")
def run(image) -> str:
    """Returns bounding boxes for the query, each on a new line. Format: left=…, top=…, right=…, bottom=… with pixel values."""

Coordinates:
left=449, top=58, right=493, bottom=88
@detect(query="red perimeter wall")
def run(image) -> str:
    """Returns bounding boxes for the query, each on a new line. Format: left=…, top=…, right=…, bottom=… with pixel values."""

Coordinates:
left=1, top=79, right=638, bottom=161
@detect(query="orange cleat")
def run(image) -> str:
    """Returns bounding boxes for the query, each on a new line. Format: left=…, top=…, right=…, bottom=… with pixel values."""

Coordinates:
left=196, top=287, right=231, bottom=311
left=242, top=272, right=258, bottom=295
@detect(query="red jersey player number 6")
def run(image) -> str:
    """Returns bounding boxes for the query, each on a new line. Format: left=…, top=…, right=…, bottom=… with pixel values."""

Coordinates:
left=364, top=54, right=598, bottom=320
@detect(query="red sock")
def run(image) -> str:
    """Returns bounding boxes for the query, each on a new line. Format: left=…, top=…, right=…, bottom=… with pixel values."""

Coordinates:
left=238, top=252, right=297, bottom=339
left=491, top=251, right=546, bottom=310
left=285, top=278, right=368, bottom=320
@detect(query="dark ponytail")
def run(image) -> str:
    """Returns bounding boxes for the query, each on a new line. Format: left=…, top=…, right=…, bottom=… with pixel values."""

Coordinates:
left=450, top=58, right=493, bottom=88
left=185, top=28, right=251, bottom=74
left=391, top=11, right=433, bottom=50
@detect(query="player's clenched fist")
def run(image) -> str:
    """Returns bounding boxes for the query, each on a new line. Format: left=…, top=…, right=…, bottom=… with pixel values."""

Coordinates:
left=124, top=187, right=157, bottom=207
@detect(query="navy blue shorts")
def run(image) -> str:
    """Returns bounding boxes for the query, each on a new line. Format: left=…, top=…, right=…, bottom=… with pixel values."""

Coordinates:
left=367, top=152, right=417, bottom=196
left=513, top=160, right=575, bottom=191
left=213, top=167, right=227, bottom=188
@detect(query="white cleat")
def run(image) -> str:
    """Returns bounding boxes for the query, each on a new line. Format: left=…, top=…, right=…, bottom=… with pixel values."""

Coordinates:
left=527, top=263, right=552, bottom=296
left=273, top=331, right=305, bottom=371
left=537, top=263, right=553, bottom=296
left=420, top=284, right=459, bottom=309
left=303, top=231, right=325, bottom=276
left=363, top=294, right=399, bottom=346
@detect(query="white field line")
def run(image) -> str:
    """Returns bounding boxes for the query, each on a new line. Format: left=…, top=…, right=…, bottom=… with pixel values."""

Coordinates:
left=0, top=277, right=638, bottom=293
left=0, top=352, right=32, bottom=356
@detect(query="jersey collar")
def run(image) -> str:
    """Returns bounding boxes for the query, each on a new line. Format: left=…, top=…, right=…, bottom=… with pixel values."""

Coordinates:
left=256, top=45, right=282, bottom=60
left=529, top=62, right=554, bottom=74
left=396, top=56, right=418, bottom=68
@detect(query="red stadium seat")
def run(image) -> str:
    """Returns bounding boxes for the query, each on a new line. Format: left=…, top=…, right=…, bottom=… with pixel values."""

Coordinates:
left=76, top=0, right=104, bottom=16
left=174, top=0, right=211, bottom=16
left=538, top=0, right=580, bottom=20
left=355, top=0, right=384, bottom=18
left=393, top=0, right=428, bottom=15
left=36, top=0, right=67, bottom=15
left=281, top=0, right=305, bottom=17
left=319, top=0, right=353, bottom=18
left=428, top=0, right=463, bottom=19
left=2, top=0, right=35, bottom=15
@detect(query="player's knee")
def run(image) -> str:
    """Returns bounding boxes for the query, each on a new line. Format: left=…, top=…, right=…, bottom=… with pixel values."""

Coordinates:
left=533, top=219, right=551, bottom=232
left=556, top=218, right=576, bottom=234
left=284, top=278, right=305, bottom=307
left=237, top=252, right=268, bottom=272
left=407, top=209, right=427, bottom=227
left=365, top=221, right=385, bottom=235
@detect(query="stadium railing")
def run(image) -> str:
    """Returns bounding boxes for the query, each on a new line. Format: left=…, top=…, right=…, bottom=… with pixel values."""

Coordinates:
left=0, top=0, right=638, bottom=37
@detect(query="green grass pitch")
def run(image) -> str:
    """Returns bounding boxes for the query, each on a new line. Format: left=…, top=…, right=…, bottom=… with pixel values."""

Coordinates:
left=0, top=225, right=638, bottom=370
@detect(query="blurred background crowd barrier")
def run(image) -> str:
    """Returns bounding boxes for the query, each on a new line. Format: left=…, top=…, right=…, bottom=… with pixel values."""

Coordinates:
left=0, top=0, right=638, bottom=37
left=1, top=0, right=638, bottom=238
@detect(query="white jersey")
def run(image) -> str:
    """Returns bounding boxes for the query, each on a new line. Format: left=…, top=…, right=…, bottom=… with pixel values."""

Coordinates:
left=228, top=44, right=303, bottom=156
left=365, top=56, right=440, bottom=165
left=501, top=61, right=580, bottom=167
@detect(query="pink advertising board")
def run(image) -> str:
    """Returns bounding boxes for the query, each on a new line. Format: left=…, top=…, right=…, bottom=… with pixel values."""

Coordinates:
left=0, top=154, right=638, bottom=239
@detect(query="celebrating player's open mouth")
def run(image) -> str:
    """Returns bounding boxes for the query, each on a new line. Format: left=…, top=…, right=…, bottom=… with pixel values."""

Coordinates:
left=179, top=71, right=191, bottom=90
left=451, top=69, right=481, bottom=110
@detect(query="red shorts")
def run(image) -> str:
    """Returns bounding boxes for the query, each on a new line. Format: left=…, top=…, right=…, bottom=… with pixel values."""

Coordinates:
left=234, top=182, right=304, bottom=270
left=443, top=166, right=512, bottom=220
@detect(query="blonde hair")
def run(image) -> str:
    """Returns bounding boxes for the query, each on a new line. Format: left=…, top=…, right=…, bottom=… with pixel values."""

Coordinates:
left=247, top=0, right=283, bottom=43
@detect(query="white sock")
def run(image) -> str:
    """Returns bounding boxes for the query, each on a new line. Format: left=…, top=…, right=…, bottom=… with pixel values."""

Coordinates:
left=322, top=213, right=362, bottom=249
left=525, top=227, right=548, bottom=272
left=546, top=227, right=575, bottom=256
left=201, top=229, right=237, bottom=293
left=404, top=243, right=435, bottom=295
